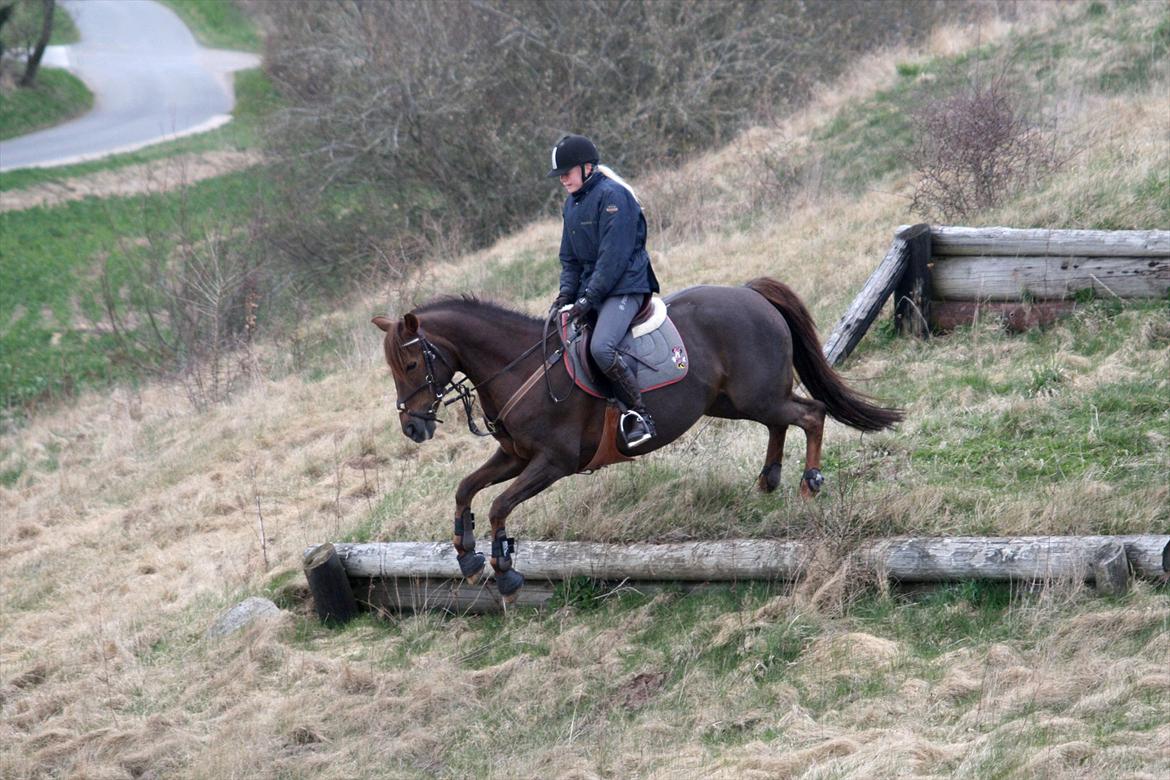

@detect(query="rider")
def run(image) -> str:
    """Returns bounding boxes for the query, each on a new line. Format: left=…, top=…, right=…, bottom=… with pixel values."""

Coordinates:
left=548, top=133, right=660, bottom=447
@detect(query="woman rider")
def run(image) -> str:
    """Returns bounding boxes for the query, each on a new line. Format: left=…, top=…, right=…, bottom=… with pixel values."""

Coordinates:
left=547, top=134, right=660, bottom=447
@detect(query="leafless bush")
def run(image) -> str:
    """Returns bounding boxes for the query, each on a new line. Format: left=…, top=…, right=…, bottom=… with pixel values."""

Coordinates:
left=252, top=0, right=972, bottom=269
left=101, top=196, right=272, bottom=410
left=910, top=76, right=1061, bottom=220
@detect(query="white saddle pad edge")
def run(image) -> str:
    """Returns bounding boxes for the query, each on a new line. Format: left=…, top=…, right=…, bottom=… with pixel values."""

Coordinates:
left=630, top=296, right=667, bottom=339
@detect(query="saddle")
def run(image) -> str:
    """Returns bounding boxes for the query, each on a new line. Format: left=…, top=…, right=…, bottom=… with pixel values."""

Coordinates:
left=560, top=295, right=689, bottom=398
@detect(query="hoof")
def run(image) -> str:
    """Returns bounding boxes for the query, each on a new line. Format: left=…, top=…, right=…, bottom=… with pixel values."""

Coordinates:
left=458, top=551, right=485, bottom=582
left=800, top=468, right=825, bottom=498
left=758, top=463, right=781, bottom=493
left=495, top=568, right=525, bottom=598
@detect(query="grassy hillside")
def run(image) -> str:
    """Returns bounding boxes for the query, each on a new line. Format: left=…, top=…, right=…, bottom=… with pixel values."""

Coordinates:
left=1, top=2, right=1167, bottom=778
left=0, top=67, right=92, bottom=141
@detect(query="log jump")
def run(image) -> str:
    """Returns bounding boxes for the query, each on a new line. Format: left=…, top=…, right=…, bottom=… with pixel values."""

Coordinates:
left=303, top=535, right=1169, bottom=618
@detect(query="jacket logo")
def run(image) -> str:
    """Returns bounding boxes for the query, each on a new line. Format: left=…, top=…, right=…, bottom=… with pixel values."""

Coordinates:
left=605, top=204, right=619, bottom=214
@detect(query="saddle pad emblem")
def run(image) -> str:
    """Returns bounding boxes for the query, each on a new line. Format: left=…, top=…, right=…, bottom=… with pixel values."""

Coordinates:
left=672, top=346, right=687, bottom=370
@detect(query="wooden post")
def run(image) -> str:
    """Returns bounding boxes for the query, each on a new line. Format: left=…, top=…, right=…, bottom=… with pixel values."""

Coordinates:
left=823, top=235, right=911, bottom=366
left=304, top=543, right=359, bottom=625
left=893, top=224, right=933, bottom=338
left=1092, top=542, right=1130, bottom=597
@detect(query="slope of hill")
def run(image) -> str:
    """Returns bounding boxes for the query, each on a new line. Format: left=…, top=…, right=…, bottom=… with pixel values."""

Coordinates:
left=1, top=2, right=1167, bottom=778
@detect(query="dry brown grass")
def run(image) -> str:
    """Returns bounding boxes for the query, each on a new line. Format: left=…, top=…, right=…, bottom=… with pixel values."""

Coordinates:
left=3, top=2, right=1169, bottom=777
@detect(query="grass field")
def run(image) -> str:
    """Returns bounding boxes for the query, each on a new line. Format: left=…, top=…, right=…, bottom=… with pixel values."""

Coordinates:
left=0, top=1, right=1167, bottom=778
left=0, top=67, right=92, bottom=141
left=159, top=0, right=261, bottom=52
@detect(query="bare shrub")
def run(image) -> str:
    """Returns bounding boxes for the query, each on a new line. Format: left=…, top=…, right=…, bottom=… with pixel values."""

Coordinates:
left=251, top=0, right=980, bottom=270
left=910, top=76, right=1061, bottom=220
left=101, top=188, right=275, bottom=410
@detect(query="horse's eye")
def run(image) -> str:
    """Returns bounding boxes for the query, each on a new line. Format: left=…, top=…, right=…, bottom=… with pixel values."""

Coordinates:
left=406, top=361, right=418, bottom=371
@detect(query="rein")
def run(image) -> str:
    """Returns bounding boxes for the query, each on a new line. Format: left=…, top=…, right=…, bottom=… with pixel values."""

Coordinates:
left=397, top=323, right=568, bottom=438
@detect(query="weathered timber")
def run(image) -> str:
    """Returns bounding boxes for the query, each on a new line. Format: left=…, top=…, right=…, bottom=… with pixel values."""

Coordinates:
left=931, top=301, right=1076, bottom=332
left=858, top=536, right=1169, bottom=583
left=303, top=543, right=358, bottom=624
left=351, top=578, right=719, bottom=615
left=894, top=224, right=933, bottom=338
left=1091, top=542, right=1129, bottom=597
left=331, top=540, right=812, bottom=582
left=320, top=536, right=1168, bottom=584
left=913, top=226, right=1170, bottom=257
left=823, top=233, right=911, bottom=366
left=931, top=256, right=1170, bottom=301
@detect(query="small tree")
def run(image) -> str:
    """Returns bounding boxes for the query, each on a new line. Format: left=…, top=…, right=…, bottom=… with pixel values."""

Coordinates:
left=19, top=0, right=54, bottom=86
left=910, top=76, right=1059, bottom=221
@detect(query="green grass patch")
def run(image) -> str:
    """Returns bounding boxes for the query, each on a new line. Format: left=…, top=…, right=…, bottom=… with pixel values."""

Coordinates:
left=0, top=169, right=266, bottom=415
left=0, top=67, right=92, bottom=141
left=159, top=0, right=261, bottom=52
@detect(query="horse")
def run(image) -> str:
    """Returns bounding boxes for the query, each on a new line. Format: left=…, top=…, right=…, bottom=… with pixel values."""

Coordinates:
left=372, top=277, right=903, bottom=599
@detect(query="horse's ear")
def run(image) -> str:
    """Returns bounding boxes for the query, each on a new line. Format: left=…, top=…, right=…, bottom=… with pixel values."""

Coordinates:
left=371, top=315, right=394, bottom=333
left=403, top=312, right=419, bottom=335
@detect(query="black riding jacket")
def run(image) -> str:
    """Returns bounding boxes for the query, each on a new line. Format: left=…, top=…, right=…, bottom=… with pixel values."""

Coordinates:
left=557, top=172, right=659, bottom=306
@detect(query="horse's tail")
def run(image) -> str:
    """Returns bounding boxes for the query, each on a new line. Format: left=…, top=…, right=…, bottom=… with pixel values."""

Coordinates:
left=745, top=277, right=904, bottom=432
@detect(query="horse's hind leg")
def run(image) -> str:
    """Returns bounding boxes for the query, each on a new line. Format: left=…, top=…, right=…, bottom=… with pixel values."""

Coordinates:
left=453, top=448, right=526, bottom=583
left=758, top=396, right=825, bottom=498
left=758, top=424, right=787, bottom=493
left=789, top=396, right=827, bottom=499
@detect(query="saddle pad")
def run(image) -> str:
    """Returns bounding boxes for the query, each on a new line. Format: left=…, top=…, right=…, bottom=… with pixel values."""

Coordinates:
left=562, top=301, right=689, bottom=399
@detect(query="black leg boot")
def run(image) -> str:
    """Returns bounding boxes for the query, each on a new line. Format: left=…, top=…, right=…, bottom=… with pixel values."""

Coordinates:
left=602, top=355, right=657, bottom=447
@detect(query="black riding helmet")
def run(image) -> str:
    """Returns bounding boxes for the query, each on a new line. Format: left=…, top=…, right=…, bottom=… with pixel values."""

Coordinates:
left=547, top=134, right=599, bottom=178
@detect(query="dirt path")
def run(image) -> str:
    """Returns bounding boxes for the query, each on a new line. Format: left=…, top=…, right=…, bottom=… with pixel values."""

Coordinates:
left=0, top=150, right=261, bottom=212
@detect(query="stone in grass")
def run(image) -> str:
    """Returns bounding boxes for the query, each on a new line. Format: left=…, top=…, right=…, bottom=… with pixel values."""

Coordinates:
left=205, top=597, right=283, bottom=639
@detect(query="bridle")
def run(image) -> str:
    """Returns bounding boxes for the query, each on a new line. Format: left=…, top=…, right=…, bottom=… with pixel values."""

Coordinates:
left=394, top=333, right=452, bottom=424
left=394, top=319, right=569, bottom=438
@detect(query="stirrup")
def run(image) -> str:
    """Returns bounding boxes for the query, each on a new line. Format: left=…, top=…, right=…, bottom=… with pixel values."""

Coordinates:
left=620, top=409, right=654, bottom=447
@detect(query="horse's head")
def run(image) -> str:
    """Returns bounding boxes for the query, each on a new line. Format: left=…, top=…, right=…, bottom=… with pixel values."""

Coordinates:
left=372, top=312, right=456, bottom=443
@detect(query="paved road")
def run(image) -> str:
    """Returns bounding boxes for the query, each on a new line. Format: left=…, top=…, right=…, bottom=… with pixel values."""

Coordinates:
left=0, top=0, right=259, bottom=172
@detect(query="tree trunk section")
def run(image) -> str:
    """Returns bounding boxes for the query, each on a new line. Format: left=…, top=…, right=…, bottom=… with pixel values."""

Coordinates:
left=1091, top=541, right=1129, bottom=597
left=823, top=236, right=910, bottom=366
left=931, top=256, right=1170, bottom=301
left=908, top=226, right=1170, bottom=257
left=19, top=0, right=55, bottom=88
left=894, top=224, right=933, bottom=338
left=304, top=543, right=359, bottom=624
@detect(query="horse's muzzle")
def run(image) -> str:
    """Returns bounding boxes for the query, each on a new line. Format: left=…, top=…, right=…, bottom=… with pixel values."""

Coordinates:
left=402, top=415, right=437, bottom=443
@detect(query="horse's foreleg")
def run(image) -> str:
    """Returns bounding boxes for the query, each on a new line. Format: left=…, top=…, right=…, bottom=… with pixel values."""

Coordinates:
left=454, top=448, right=526, bottom=583
left=758, top=424, right=788, bottom=493
left=486, top=457, right=571, bottom=602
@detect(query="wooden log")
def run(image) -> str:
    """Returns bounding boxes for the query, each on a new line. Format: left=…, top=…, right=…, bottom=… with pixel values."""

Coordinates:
left=318, top=535, right=1169, bottom=585
left=931, top=256, right=1170, bottom=301
left=350, top=578, right=721, bottom=615
left=303, top=543, right=359, bottom=624
left=1091, top=541, right=1129, bottom=597
left=857, top=536, right=1168, bottom=583
left=894, top=224, right=933, bottom=338
left=930, top=301, right=1076, bottom=332
left=823, top=234, right=911, bottom=366
left=909, top=226, right=1170, bottom=257
left=331, top=540, right=812, bottom=582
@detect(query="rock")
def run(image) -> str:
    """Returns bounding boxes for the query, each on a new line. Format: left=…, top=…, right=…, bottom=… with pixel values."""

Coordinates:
left=205, top=597, right=282, bottom=639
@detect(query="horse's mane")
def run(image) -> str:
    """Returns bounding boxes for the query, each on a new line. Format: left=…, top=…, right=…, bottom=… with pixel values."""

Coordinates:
left=414, top=295, right=541, bottom=328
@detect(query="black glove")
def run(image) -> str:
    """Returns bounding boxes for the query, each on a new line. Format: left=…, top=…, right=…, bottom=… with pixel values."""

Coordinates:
left=567, top=296, right=593, bottom=323
left=550, top=293, right=573, bottom=313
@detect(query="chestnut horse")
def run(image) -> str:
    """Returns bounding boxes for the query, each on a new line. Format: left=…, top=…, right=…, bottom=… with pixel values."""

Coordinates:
left=372, top=277, right=902, bottom=599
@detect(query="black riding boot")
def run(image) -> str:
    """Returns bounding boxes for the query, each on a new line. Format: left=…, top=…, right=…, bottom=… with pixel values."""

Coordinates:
left=602, top=355, right=657, bottom=447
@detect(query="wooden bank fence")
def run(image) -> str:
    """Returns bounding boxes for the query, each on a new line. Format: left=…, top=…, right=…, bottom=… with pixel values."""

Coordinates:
left=823, top=225, right=1170, bottom=366
left=304, top=535, right=1169, bottom=619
